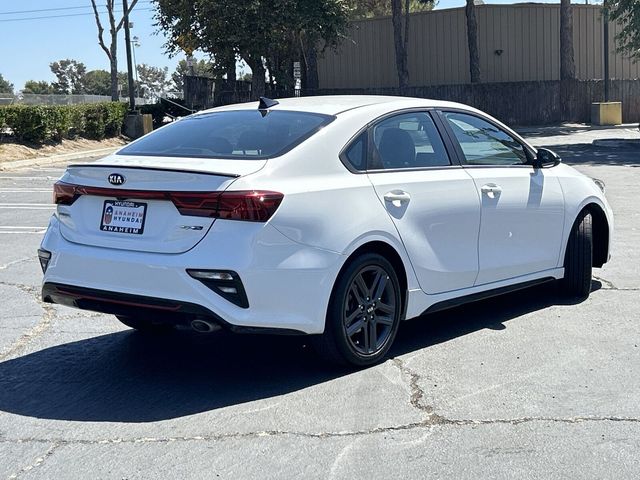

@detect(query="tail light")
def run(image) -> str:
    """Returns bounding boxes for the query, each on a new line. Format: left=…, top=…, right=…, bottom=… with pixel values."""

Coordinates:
left=53, top=181, right=78, bottom=205
left=53, top=181, right=283, bottom=222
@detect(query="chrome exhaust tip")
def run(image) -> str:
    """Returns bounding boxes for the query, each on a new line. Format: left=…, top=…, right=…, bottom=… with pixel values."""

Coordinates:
left=190, top=319, right=221, bottom=333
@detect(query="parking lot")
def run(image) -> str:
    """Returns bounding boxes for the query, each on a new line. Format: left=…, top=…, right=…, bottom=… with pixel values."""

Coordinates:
left=0, top=130, right=639, bottom=479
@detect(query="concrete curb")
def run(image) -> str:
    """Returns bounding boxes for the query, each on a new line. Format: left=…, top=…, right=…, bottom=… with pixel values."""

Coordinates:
left=592, top=138, right=640, bottom=148
left=516, top=123, right=639, bottom=136
left=0, top=146, right=120, bottom=171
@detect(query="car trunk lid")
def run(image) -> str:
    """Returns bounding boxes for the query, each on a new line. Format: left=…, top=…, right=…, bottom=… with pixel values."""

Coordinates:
left=55, top=157, right=266, bottom=254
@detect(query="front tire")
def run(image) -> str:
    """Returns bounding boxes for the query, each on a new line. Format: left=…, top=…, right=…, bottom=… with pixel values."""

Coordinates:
left=560, top=210, right=593, bottom=299
left=314, top=253, right=402, bottom=367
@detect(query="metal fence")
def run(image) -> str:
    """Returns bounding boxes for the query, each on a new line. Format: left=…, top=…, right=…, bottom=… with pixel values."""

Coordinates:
left=204, top=79, right=640, bottom=126
left=0, top=94, right=153, bottom=106
left=318, top=4, right=640, bottom=89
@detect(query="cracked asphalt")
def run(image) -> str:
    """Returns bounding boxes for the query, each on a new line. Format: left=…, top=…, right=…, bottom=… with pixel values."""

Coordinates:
left=0, top=131, right=639, bottom=479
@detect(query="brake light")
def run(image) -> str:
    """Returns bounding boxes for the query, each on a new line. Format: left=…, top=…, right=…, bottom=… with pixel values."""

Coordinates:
left=216, top=191, right=283, bottom=222
left=172, top=191, right=283, bottom=221
left=53, top=181, right=78, bottom=205
left=53, top=181, right=283, bottom=222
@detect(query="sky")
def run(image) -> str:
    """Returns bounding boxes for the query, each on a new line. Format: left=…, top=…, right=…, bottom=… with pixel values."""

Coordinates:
left=0, top=0, right=573, bottom=91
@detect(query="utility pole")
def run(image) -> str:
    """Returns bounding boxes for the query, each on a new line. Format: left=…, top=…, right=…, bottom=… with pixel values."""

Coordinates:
left=123, top=0, right=136, bottom=111
left=131, top=36, right=140, bottom=98
left=603, top=0, right=610, bottom=102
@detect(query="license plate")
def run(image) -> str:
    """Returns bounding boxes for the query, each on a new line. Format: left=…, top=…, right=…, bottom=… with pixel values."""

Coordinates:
left=100, top=200, right=147, bottom=235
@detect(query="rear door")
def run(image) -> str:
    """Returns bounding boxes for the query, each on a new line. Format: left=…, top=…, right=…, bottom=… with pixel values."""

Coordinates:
left=439, top=110, right=565, bottom=285
left=360, top=110, right=481, bottom=295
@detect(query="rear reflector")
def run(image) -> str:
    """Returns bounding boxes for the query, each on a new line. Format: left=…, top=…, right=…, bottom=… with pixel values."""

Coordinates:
left=53, top=181, right=283, bottom=222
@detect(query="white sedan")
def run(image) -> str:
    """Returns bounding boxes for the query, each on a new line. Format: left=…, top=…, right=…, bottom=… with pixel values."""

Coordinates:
left=39, top=96, right=613, bottom=366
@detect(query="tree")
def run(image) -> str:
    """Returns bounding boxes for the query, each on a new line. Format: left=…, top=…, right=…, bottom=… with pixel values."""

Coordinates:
left=171, top=58, right=214, bottom=91
left=560, top=0, right=576, bottom=80
left=90, top=0, right=140, bottom=101
left=136, top=64, right=172, bottom=99
left=154, top=0, right=351, bottom=99
left=390, top=0, right=434, bottom=89
left=391, top=0, right=410, bottom=89
left=0, top=74, right=13, bottom=94
left=84, top=70, right=112, bottom=95
left=50, top=59, right=87, bottom=94
left=465, top=0, right=481, bottom=83
left=23, top=80, right=54, bottom=94
left=350, top=0, right=435, bottom=18
left=606, top=0, right=640, bottom=60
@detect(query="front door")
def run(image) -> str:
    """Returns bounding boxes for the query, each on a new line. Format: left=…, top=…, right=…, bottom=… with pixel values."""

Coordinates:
left=441, top=111, right=565, bottom=285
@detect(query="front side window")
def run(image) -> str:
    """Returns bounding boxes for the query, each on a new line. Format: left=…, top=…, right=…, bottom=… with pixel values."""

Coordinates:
left=118, top=110, right=334, bottom=159
left=443, top=112, right=528, bottom=166
left=370, top=112, right=451, bottom=170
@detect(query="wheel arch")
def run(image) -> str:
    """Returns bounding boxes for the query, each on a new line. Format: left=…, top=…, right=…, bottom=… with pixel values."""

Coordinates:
left=338, top=240, right=409, bottom=320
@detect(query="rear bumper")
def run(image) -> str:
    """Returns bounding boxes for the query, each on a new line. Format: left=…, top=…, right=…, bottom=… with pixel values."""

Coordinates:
left=40, top=215, right=344, bottom=334
left=42, top=282, right=303, bottom=334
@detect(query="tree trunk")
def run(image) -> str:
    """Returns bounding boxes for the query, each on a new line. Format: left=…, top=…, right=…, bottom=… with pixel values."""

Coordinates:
left=465, top=0, right=481, bottom=83
left=391, top=0, right=409, bottom=89
left=109, top=37, right=119, bottom=101
left=247, top=56, right=266, bottom=100
left=305, top=45, right=319, bottom=91
left=560, top=0, right=576, bottom=80
left=225, top=52, right=237, bottom=85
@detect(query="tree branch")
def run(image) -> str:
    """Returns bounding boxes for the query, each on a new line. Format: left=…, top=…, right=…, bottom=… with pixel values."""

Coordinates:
left=116, top=0, right=140, bottom=32
left=105, top=0, right=115, bottom=32
left=91, top=0, right=112, bottom=60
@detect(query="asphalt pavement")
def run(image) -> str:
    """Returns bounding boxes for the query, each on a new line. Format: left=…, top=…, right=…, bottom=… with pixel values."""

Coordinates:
left=0, top=134, right=638, bottom=479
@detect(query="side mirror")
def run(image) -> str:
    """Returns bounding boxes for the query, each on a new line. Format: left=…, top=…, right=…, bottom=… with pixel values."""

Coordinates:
left=533, top=148, right=561, bottom=168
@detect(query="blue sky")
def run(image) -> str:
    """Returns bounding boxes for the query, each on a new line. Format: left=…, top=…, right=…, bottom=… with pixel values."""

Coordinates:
left=0, top=0, right=568, bottom=91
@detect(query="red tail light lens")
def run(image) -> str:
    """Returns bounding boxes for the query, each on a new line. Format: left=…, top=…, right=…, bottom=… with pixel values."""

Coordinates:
left=53, top=181, right=283, bottom=222
left=172, top=191, right=283, bottom=221
left=215, top=191, right=284, bottom=222
left=53, top=181, right=78, bottom=205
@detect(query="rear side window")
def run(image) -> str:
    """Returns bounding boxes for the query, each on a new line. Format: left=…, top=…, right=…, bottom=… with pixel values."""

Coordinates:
left=118, top=110, right=334, bottom=159
left=342, top=132, right=367, bottom=171
left=370, top=112, right=450, bottom=170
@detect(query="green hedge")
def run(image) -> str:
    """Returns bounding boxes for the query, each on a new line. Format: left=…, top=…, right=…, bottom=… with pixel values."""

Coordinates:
left=0, top=102, right=128, bottom=143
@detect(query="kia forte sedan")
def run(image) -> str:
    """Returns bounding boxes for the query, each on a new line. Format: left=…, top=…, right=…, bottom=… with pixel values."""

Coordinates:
left=39, top=96, right=613, bottom=366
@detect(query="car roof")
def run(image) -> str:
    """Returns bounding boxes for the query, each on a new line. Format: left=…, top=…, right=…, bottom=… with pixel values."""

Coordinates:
left=201, top=95, right=475, bottom=117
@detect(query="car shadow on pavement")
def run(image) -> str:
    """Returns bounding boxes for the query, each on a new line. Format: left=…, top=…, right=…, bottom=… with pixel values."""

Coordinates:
left=0, top=281, right=599, bottom=423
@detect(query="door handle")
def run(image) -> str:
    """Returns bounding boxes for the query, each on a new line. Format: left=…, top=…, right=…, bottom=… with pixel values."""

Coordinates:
left=481, top=184, right=502, bottom=199
left=383, top=191, right=411, bottom=206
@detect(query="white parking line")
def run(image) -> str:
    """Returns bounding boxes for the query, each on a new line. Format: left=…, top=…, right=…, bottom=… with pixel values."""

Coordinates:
left=0, top=226, right=47, bottom=234
left=0, top=205, right=54, bottom=210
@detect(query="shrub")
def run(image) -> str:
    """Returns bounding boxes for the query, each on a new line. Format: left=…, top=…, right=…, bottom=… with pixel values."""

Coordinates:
left=83, top=104, right=107, bottom=140
left=0, top=102, right=127, bottom=143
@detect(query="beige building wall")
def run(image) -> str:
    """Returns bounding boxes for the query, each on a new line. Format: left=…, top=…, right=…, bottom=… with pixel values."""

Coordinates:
left=317, top=4, right=640, bottom=89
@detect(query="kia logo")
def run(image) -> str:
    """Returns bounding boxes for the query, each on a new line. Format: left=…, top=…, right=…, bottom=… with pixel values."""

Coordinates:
left=108, top=173, right=126, bottom=186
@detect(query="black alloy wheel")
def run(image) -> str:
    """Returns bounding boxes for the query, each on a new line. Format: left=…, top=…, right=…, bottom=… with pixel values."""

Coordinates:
left=343, top=264, right=397, bottom=356
left=314, top=253, right=402, bottom=366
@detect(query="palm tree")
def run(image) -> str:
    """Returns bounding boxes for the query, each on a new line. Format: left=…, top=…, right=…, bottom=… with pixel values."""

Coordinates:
left=465, top=0, right=481, bottom=83
left=391, top=0, right=410, bottom=89
left=560, top=0, right=576, bottom=80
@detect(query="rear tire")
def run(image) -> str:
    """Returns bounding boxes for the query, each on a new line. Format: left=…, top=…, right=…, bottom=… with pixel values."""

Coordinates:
left=116, top=315, right=173, bottom=333
left=560, top=210, right=593, bottom=299
left=313, top=253, right=402, bottom=367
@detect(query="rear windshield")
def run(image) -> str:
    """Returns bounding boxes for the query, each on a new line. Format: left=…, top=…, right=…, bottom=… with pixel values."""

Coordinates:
left=117, top=110, right=334, bottom=159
